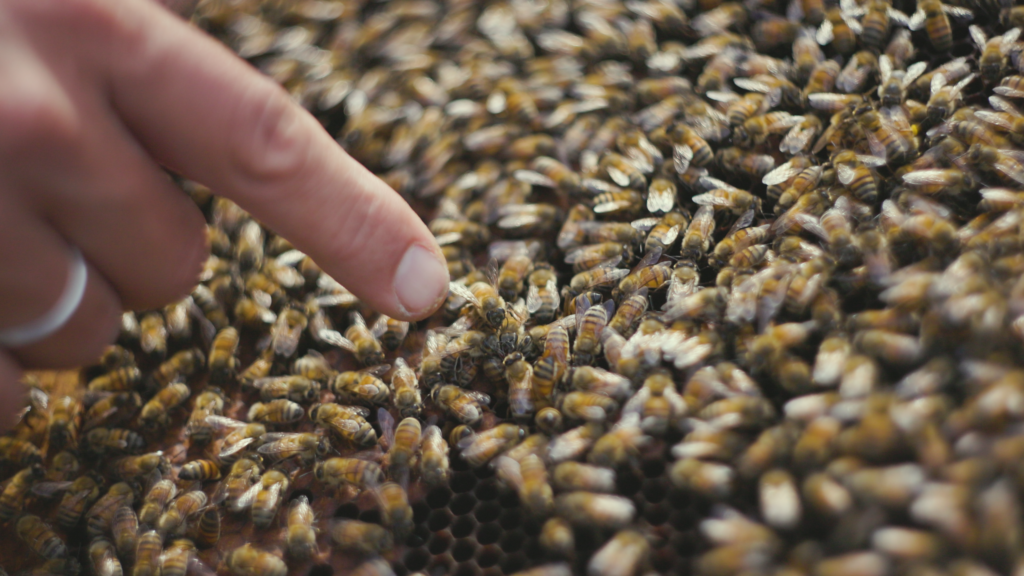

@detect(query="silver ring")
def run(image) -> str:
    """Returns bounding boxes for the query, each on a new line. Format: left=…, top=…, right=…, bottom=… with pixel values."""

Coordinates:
left=0, top=247, right=88, bottom=347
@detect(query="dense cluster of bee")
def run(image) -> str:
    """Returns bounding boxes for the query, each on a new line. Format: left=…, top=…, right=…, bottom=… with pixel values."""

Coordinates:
left=8, top=0, right=1024, bottom=574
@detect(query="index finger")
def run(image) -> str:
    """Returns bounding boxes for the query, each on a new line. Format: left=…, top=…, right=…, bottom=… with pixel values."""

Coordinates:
left=104, top=0, right=449, bottom=320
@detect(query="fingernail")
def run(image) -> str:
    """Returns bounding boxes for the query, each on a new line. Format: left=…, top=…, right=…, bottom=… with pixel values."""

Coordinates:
left=394, top=244, right=449, bottom=318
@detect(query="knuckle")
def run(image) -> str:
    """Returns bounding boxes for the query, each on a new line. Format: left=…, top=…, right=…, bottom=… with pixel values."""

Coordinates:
left=0, top=87, right=79, bottom=149
left=230, top=82, right=311, bottom=183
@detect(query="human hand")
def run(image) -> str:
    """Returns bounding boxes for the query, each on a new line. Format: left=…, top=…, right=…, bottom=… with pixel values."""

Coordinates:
left=0, top=0, right=450, bottom=426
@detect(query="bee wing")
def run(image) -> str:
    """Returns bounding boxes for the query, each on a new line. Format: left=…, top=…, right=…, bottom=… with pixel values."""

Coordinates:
left=512, top=169, right=557, bottom=188
left=582, top=268, right=631, bottom=291
left=887, top=7, right=909, bottom=26
left=31, top=481, right=73, bottom=498
left=672, top=144, right=693, bottom=174
left=995, top=85, right=1024, bottom=98
left=575, top=294, right=592, bottom=335
left=902, top=62, right=928, bottom=88
left=369, top=315, right=389, bottom=339
left=318, top=329, right=356, bottom=352
left=780, top=124, right=816, bottom=155
left=907, top=9, right=924, bottom=30
left=234, top=482, right=261, bottom=511
left=631, top=217, right=660, bottom=232
left=762, top=158, right=803, bottom=186
left=879, top=55, right=893, bottom=84
left=952, top=73, right=976, bottom=96
left=378, top=408, right=396, bottom=449
left=205, top=414, right=246, bottom=430
left=1002, top=28, right=1022, bottom=53
left=989, top=95, right=1023, bottom=117
left=726, top=208, right=757, bottom=238
left=994, top=158, right=1024, bottom=185
left=863, top=131, right=889, bottom=164
left=526, top=284, right=543, bottom=314
left=969, top=25, right=987, bottom=50
left=942, top=4, right=973, bottom=21
left=840, top=12, right=862, bottom=34
left=930, top=73, right=947, bottom=96
left=493, top=456, right=524, bottom=490
left=648, top=186, right=676, bottom=214
left=807, top=93, right=849, bottom=111
left=816, top=18, right=834, bottom=44
left=219, top=437, right=256, bottom=459
left=465, top=390, right=492, bottom=406
left=447, top=282, right=481, bottom=306
left=902, top=169, right=952, bottom=186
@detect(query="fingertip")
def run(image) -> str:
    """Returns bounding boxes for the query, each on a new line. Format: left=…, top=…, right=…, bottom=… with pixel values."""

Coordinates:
left=392, top=243, right=450, bottom=321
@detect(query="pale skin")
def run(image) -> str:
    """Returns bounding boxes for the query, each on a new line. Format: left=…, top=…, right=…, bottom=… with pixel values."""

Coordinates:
left=0, top=0, right=450, bottom=428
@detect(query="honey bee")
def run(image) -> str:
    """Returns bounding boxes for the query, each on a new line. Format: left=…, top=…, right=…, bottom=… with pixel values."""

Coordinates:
left=157, top=490, right=207, bottom=536
left=88, top=538, right=121, bottom=576
left=259, top=432, right=332, bottom=466
left=817, top=7, right=860, bottom=54
left=139, top=382, right=190, bottom=431
left=131, top=530, right=163, bottom=576
left=459, top=423, right=525, bottom=467
left=540, top=518, right=575, bottom=560
left=138, top=478, right=176, bottom=528
left=734, top=112, right=805, bottom=148
left=252, top=375, right=320, bottom=404
left=431, top=385, right=490, bottom=425
left=565, top=243, right=625, bottom=275
left=315, top=457, right=383, bottom=489
left=82, top=424, right=145, bottom=455
left=285, top=495, right=317, bottom=560
left=963, top=143, right=1024, bottom=186
left=448, top=279, right=507, bottom=328
left=833, top=150, right=881, bottom=203
left=927, top=72, right=976, bottom=122
left=329, top=520, right=393, bottom=556
left=86, top=482, right=135, bottom=539
left=524, top=264, right=560, bottom=325
left=51, top=475, right=101, bottom=529
left=139, top=313, right=167, bottom=359
left=378, top=410, right=420, bottom=483
left=191, top=507, right=220, bottom=549
left=379, top=358, right=421, bottom=419
left=495, top=453, right=553, bottom=517
left=233, top=296, right=277, bottom=330
left=179, top=458, right=223, bottom=482
left=803, top=60, right=841, bottom=99
left=555, top=492, right=636, bottom=530
left=330, top=368, right=390, bottom=406
left=715, top=147, right=777, bottom=183
left=495, top=253, right=534, bottom=302
left=160, top=539, right=198, bottom=576
left=48, top=395, right=79, bottom=450
left=572, top=295, right=615, bottom=366
left=87, top=366, right=142, bottom=393
left=374, top=315, right=410, bottom=351
left=0, top=436, right=40, bottom=470
left=417, top=424, right=449, bottom=486
left=711, top=224, right=771, bottom=268
left=238, top=351, right=274, bottom=390
left=247, top=399, right=304, bottom=425
left=374, top=481, right=414, bottom=538
left=589, top=413, right=649, bottom=467
left=310, top=403, right=377, bottom=447
left=327, top=311, right=384, bottom=366
left=186, top=388, right=225, bottom=446
left=111, top=505, right=138, bottom=561
left=18, top=515, right=67, bottom=559
left=241, top=468, right=290, bottom=528
left=225, top=544, right=287, bottom=576
left=902, top=167, right=977, bottom=195
left=270, top=307, right=307, bottom=359
left=909, top=0, right=973, bottom=52
left=208, top=327, right=240, bottom=383
left=589, top=530, right=650, bottom=576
